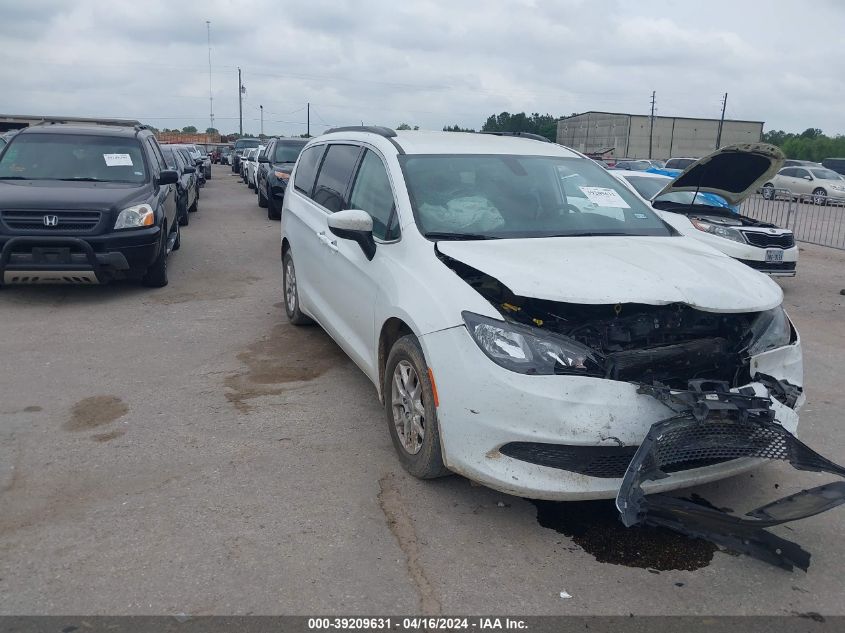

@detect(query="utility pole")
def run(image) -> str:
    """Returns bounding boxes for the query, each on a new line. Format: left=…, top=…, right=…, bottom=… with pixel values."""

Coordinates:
left=206, top=20, right=214, bottom=135
left=716, top=92, right=728, bottom=149
left=648, top=90, right=656, bottom=159
left=260, top=105, right=264, bottom=136
left=306, top=102, right=310, bottom=138
left=238, top=67, right=243, bottom=136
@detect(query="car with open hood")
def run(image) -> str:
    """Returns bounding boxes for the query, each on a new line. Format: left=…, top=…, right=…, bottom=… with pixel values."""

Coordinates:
left=280, top=127, right=804, bottom=512
left=612, top=144, right=798, bottom=277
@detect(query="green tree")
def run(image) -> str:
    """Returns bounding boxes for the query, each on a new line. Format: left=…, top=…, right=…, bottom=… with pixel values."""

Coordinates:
left=182, top=125, right=198, bottom=134
left=442, top=124, right=475, bottom=132
left=481, top=112, right=558, bottom=141
left=206, top=127, right=219, bottom=135
left=396, top=123, right=413, bottom=130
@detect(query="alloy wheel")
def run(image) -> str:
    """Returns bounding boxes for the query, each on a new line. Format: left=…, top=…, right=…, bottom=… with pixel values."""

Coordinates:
left=391, top=360, right=425, bottom=455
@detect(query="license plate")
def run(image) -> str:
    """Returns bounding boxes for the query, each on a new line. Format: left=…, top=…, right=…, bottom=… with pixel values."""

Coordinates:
left=766, top=249, right=784, bottom=263
left=32, top=247, right=71, bottom=264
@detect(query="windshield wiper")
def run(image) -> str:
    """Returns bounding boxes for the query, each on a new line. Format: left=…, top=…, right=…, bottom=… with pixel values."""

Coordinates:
left=548, top=231, right=631, bottom=237
left=424, top=232, right=499, bottom=241
left=58, top=177, right=105, bottom=182
left=0, top=176, right=26, bottom=180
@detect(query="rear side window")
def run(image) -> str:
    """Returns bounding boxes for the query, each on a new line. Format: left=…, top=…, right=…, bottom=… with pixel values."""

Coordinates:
left=312, top=144, right=361, bottom=212
left=294, top=145, right=325, bottom=196
left=350, top=150, right=397, bottom=240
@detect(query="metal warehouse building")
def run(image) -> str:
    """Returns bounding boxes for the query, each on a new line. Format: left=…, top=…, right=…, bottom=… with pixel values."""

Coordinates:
left=556, top=111, right=764, bottom=160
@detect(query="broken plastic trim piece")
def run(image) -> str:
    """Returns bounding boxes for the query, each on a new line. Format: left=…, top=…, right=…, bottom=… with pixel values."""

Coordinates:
left=616, top=379, right=845, bottom=571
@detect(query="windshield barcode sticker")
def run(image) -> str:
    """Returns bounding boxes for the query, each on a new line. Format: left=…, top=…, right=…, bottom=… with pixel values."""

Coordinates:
left=578, top=186, right=630, bottom=208
left=103, top=153, right=133, bottom=167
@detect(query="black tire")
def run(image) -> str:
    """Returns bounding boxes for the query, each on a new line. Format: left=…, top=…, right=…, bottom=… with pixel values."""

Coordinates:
left=189, top=197, right=198, bottom=213
left=258, top=185, right=269, bottom=208
left=282, top=250, right=312, bottom=325
left=172, top=223, right=181, bottom=251
left=383, top=335, right=450, bottom=479
left=177, top=193, right=189, bottom=226
left=813, top=187, right=828, bottom=206
left=268, top=194, right=281, bottom=220
left=761, top=184, right=775, bottom=200
left=142, top=224, right=169, bottom=287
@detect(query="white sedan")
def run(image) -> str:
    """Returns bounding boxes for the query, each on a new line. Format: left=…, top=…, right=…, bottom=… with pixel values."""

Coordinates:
left=280, top=128, right=805, bottom=508
left=612, top=145, right=798, bottom=277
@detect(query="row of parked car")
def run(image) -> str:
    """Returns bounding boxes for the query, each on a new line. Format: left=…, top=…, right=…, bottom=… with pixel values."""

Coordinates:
left=232, top=137, right=308, bottom=220
left=0, top=119, right=208, bottom=287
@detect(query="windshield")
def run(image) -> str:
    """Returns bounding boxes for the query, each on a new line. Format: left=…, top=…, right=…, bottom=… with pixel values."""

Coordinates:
left=234, top=139, right=260, bottom=150
left=812, top=168, right=842, bottom=180
left=401, top=154, right=671, bottom=239
left=274, top=143, right=306, bottom=163
left=622, top=175, right=670, bottom=199
left=0, top=133, right=147, bottom=183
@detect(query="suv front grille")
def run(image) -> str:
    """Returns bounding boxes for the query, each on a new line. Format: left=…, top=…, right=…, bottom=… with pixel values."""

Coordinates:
left=741, top=231, right=795, bottom=249
left=1, top=210, right=102, bottom=233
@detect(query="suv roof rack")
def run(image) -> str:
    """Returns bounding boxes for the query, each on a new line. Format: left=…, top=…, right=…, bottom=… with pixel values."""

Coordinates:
left=323, top=125, right=397, bottom=138
left=480, top=131, right=552, bottom=143
left=31, top=116, right=144, bottom=129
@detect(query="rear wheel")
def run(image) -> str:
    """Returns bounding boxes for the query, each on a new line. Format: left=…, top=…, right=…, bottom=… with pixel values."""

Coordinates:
left=282, top=250, right=312, bottom=325
left=383, top=335, right=450, bottom=479
left=761, top=184, right=775, bottom=200
left=258, top=185, right=269, bottom=208
left=813, top=187, right=828, bottom=206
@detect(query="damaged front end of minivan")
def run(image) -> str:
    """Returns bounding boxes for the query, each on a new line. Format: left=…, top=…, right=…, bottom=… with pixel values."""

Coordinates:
left=438, top=250, right=845, bottom=570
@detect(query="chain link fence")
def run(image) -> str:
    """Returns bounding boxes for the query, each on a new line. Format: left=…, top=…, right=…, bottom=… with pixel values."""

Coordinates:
left=740, top=188, right=845, bottom=251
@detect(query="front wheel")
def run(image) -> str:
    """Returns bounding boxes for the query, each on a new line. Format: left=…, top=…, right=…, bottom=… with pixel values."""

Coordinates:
left=383, top=335, right=450, bottom=479
left=282, top=250, right=312, bottom=325
left=258, top=185, right=269, bottom=208
left=761, top=184, right=775, bottom=200
left=813, top=188, right=828, bottom=206
left=142, top=225, right=169, bottom=287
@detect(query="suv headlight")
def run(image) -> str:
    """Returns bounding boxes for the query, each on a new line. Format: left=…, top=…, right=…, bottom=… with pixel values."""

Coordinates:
left=691, top=218, right=746, bottom=243
left=747, top=306, right=793, bottom=355
left=114, top=204, right=154, bottom=229
left=463, top=311, right=604, bottom=376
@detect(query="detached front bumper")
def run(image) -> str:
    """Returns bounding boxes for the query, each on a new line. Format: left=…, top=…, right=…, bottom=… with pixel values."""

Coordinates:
left=0, top=229, right=161, bottom=284
left=420, top=325, right=803, bottom=501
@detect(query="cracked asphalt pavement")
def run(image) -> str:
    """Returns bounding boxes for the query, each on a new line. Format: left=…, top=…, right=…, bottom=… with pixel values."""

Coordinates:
left=1, top=166, right=844, bottom=615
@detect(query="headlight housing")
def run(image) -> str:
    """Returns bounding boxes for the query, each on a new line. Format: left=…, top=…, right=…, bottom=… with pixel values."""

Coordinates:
left=114, top=204, right=154, bottom=229
left=690, top=218, right=746, bottom=243
left=747, top=306, right=793, bottom=355
left=462, top=311, right=604, bottom=376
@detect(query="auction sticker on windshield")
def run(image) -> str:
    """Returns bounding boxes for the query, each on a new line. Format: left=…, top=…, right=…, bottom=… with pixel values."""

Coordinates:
left=579, top=186, right=630, bottom=208
left=104, top=153, right=133, bottom=167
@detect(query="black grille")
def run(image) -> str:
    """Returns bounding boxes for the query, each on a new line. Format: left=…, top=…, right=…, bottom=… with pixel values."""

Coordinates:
left=1, top=210, right=102, bottom=233
left=741, top=231, right=795, bottom=249
left=739, top=259, right=796, bottom=272
left=500, top=442, right=637, bottom=478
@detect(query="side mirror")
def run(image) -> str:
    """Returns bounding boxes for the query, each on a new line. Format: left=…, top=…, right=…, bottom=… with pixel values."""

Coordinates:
left=184, top=166, right=196, bottom=174
left=195, top=159, right=203, bottom=166
left=258, top=156, right=270, bottom=163
left=804, top=175, right=812, bottom=181
left=157, top=170, right=178, bottom=185
left=328, top=209, right=376, bottom=260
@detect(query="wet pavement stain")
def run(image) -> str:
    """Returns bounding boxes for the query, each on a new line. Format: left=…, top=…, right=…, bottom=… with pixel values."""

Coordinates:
left=532, top=499, right=716, bottom=571
left=91, top=429, right=126, bottom=442
left=64, top=396, right=128, bottom=431
left=224, top=322, right=349, bottom=412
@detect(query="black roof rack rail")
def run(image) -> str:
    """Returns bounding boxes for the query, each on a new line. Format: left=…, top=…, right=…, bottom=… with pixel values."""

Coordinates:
left=480, top=131, right=552, bottom=143
left=31, top=116, right=143, bottom=128
left=323, top=125, right=397, bottom=138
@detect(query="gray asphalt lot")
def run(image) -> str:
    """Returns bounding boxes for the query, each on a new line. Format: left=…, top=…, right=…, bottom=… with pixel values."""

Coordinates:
left=1, top=166, right=844, bottom=615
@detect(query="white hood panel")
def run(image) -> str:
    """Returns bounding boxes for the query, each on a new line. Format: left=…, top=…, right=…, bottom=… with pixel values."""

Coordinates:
left=439, top=236, right=783, bottom=313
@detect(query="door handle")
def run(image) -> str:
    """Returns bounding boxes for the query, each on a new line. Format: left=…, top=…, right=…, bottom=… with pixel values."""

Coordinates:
left=317, top=231, right=339, bottom=252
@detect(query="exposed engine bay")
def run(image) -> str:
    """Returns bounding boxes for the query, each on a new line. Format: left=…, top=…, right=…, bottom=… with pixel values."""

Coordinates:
left=439, top=251, right=785, bottom=389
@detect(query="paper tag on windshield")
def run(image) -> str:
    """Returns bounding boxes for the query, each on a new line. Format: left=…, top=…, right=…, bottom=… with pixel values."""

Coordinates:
left=103, top=153, right=133, bottom=167
left=578, top=186, right=630, bottom=208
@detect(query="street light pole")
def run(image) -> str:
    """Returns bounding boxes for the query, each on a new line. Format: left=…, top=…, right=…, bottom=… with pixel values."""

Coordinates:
left=206, top=20, right=214, bottom=136
left=260, top=105, right=264, bottom=136
left=238, top=67, right=243, bottom=136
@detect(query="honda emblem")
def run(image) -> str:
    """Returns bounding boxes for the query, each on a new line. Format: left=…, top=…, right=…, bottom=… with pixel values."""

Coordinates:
left=43, top=215, right=59, bottom=227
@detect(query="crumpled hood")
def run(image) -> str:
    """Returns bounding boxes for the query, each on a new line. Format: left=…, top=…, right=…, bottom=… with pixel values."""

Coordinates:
left=655, top=143, right=785, bottom=206
left=438, top=236, right=783, bottom=313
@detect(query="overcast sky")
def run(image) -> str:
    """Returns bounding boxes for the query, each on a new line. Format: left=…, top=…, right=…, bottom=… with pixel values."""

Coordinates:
left=1, top=0, right=843, bottom=137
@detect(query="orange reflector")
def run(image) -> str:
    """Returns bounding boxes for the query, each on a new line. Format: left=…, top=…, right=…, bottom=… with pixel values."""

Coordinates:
left=427, top=367, right=440, bottom=408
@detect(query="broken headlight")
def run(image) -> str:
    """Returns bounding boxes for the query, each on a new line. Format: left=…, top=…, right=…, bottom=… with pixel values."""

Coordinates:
left=747, top=306, right=792, bottom=355
left=462, top=311, right=604, bottom=376
left=690, top=218, right=746, bottom=243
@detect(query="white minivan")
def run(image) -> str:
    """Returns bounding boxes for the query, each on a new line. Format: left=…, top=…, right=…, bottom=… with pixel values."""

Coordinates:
left=279, top=128, right=805, bottom=505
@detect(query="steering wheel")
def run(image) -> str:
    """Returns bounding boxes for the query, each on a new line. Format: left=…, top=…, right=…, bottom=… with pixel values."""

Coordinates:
left=564, top=203, right=582, bottom=214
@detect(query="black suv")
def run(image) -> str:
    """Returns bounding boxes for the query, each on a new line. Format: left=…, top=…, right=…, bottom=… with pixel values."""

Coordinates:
left=0, top=121, right=181, bottom=287
left=257, top=138, right=308, bottom=220
left=230, top=137, right=261, bottom=173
